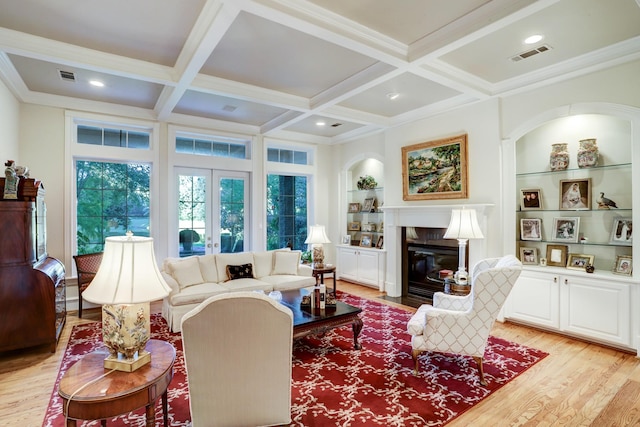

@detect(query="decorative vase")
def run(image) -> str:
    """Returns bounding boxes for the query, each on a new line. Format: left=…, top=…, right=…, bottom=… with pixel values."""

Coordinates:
left=577, top=138, right=598, bottom=168
left=549, top=143, right=569, bottom=171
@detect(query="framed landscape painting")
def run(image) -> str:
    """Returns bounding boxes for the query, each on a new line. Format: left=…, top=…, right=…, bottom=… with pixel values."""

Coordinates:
left=401, top=134, right=468, bottom=201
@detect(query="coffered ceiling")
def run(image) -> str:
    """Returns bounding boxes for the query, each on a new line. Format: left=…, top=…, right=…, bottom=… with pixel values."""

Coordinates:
left=1, top=0, right=639, bottom=144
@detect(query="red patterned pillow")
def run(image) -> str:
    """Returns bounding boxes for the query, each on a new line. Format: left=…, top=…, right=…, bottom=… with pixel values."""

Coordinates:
left=226, top=263, right=254, bottom=281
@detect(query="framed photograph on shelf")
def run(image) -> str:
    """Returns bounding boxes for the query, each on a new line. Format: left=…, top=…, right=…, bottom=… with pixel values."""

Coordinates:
left=348, top=221, right=361, bottom=231
left=401, top=133, right=468, bottom=201
left=609, top=218, right=632, bottom=246
left=362, top=198, right=376, bottom=212
left=348, top=203, right=361, bottom=213
left=520, top=218, right=542, bottom=241
left=361, top=223, right=377, bottom=232
left=376, top=236, right=384, bottom=249
left=520, top=188, right=542, bottom=210
left=613, top=255, right=632, bottom=276
left=341, top=235, right=351, bottom=245
left=378, top=222, right=384, bottom=232
left=546, top=244, right=568, bottom=267
left=552, top=217, right=580, bottom=243
left=566, top=253, right=594, bottom=270
left=519, top=247, right=538, bottom=265
left=559, top=178, right=591, bottom=210
left=360, top=233, right=373, bottom=247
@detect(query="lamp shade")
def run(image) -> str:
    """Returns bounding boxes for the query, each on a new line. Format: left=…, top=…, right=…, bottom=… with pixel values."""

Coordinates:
left=443, top=209, right=484, bottom=240
left=82, top=235, right=171, bottom=304
left=304, top=225, right=331, bottom=244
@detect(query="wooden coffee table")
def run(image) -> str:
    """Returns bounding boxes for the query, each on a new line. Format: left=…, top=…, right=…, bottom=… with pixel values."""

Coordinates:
left=279, top=289, right=363, bottom=349
left=58, top=339, right=175, bottom=427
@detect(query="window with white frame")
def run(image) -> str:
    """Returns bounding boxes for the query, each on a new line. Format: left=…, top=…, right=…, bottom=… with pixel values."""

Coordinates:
left=175, top=131, right=249, bottom=159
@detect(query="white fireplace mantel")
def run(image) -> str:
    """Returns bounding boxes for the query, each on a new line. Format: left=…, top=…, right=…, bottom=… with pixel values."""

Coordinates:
left=381, top=204, right=494, bottom=297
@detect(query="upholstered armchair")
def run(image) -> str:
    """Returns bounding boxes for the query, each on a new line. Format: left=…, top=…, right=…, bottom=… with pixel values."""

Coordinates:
left=407, top=255, right=522, bottom=386
left=181, top=292, right=294, bottom=427
left=72, top=252, right=103, bottom=318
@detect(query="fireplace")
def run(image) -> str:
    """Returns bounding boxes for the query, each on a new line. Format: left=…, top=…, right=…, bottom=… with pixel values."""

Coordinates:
left=403, top=227, right=467, bottom=301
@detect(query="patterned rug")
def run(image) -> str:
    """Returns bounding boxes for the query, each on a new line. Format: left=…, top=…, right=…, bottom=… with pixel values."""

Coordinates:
left=43, top=292, right=548, bottom=426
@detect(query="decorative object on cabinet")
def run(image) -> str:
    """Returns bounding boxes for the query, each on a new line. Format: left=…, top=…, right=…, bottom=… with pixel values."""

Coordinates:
left=348, top=202, right=361, bottom=213
left=357, top=175, right=377, bottom=190
left=585, top=263, right=595, bottom=273
left=613, top=255, right=632, bottom=276
left=520, top=188, right=542, bottom=210
left=545, top=244, right=568, bottom=267
left=566, top=254, right=594, bottom=270
left=539, top=257, right=547, bottom=266
left=305, top=224, right=331, bottom=268
left=609, top=218, right=632, bottom=245
left=82, top=232, right=171, bottom=372
left=549, top=143, right=569, bottom=171
left=360, top=233, right=373, bottom=247
left=597, top=192, right=618, bottom=209
left=342, top=235, right=351, bottom=245
left=401, top=133, right=468, bottom=201
left=520, top=218, right=542, bottom=241
left=444, top=208, right=484, bottom=285
left=519, top=247, right=538, bottom=265
left=361, top=223, right=376, bottom=232
left=376, top=236, right=384, bottom=249
left=552, top=217, right=580, bottom=243
left=559, top=178, right=591, bottom=210
left=362, top=197, right=376, bottom=212
left=577, top=138, right=599, bottom=168
left=348, top=221, right=361, bottom=231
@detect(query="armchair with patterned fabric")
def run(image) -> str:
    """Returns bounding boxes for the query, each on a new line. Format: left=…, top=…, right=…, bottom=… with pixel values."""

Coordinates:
left=407, top=255, right=522, bottom=386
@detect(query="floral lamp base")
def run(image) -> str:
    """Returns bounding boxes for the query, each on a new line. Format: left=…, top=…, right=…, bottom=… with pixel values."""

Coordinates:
left=102, top=303, right=151, bottom=372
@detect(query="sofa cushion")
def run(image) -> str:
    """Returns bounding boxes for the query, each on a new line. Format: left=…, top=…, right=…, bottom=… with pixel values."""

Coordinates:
left=198, top=254, right=219, bottom=283
left=216, top=252, right=255, bottom=282
left=226, top=263, right=254, bottom=281
left=260, top=274, right=316, bottom=291
left=167, top=257, right=204, bottom=290
left=273, top=251, right=301, bottom=275
left=253, top=248, right=292, bottom=278
left=219, top=278, right=273, bottom=293
left=169, top=282, right=229, bottom=306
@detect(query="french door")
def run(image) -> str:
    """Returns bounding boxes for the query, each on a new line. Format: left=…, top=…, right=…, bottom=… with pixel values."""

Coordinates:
left=175, top=168, right=249, bottom=257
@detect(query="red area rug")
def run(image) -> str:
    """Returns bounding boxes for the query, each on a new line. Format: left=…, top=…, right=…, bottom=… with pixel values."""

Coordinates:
left=43, top=292, right=547, bottom=426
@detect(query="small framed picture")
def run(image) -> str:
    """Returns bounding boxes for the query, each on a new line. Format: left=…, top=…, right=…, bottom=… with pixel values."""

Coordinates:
left=348, top=202, right=361, bottom=213
left=376, top=236, right=384, bottom=249
left=566, top=253, right=594, bottom=270
left=362, top=197, right=376, bottom=212
left=348, top=221, right=361, bottom=231
left=520, top=218, right=542, bottom=241
left=546, top=244, right=568, bottom=267
left=559, top=178, right=591, bottom=210
left=552, top=217, right=580, bottom=243
left=341, top=235, right=351, bottom=245
left=519, top=247, right=538, bottom=265
left=360, top=233, right=373, bottom=247
left=521, top=188, right=542, bottom=210
left=609, top=218, right=632, bottom=246
left=378, top=222, right=384, bottom=232
left=613, top=255, right=632, bottom=276
left=361, top=223, right=377, bottom=232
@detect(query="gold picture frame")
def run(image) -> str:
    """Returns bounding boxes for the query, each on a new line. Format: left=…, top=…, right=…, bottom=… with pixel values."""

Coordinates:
left=613, top=255, right=632, bottom=276
left=546, top=244, right=568, bottom=267
left=348, top=221, right=361, bottom=231
left=348, top=202, right=361, bottom=213
left=566, top=253, right=594, bottom=270
left=360, top=233, right=373, bottom=247
left=519, top=247, right=538, bottom=265
left=401, top=134, right=468, bottom=201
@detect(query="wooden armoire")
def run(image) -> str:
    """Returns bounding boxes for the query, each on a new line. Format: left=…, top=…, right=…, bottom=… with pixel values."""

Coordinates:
left=0, top=176, right=66, bottom=352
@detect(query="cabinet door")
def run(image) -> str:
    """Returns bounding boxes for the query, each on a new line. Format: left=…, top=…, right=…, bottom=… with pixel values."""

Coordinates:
left=337, top=247, right=359, bottom=281
left=505, top=270, right=560, bottom=329
left=356, top=250, right=379, bottom=286
left=560, top=275, right=630, bottom=347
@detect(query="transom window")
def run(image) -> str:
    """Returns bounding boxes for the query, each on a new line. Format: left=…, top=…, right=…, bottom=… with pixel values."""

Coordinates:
left=176, top=133, right=248, bottom=159
left=267, top=148, right=308, bottom=165
left=77, top=125, right=150, bottom=149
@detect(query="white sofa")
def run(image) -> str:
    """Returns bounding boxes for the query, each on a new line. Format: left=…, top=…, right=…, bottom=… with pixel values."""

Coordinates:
left=161, top=249, right=314, bottom=332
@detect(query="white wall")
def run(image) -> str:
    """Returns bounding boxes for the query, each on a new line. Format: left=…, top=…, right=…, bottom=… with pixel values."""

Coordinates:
left=0, top=78, right=19, bottom=160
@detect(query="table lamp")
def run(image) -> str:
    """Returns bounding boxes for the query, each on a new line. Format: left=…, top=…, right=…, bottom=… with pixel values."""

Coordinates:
left=443, top=208, right=484, bottom=285
left=82, top=232, right=171, bottom=372
left=305, top=224, right=331, bottom=268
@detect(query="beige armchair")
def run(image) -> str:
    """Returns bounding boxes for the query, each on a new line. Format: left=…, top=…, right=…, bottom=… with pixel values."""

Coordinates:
left=407, top=255, right=522, bottom=386
left=181, top=292, right=294, bottom=427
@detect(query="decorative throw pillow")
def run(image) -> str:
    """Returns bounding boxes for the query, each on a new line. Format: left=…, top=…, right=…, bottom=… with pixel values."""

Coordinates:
left=168, top=257, right=204, bottom=290
left=226, top=263, right=254, bottom=281
left=273, top=251, right=301, bottom=275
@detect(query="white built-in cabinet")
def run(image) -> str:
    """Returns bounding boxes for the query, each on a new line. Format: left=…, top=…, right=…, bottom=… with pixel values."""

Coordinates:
left=503, top=112, right=638, bottom=352
left=336, top=245, right=386, bottom=288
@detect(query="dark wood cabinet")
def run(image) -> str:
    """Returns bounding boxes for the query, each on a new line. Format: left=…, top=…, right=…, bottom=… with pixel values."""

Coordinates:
left=0, top=177, right=66, bottom=352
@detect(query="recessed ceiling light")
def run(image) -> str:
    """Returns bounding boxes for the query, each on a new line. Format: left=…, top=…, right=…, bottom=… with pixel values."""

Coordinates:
left=89, top=80, right=104, bottom=87
left=387, top=92, right=400, bottom=100
left=524, top=34, right=543, bottom=45
left=316, top=121, right=326, bottom=126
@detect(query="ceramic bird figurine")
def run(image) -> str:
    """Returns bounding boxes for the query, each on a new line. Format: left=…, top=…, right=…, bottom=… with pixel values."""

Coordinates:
left=597, top=192, right=618, bottom=209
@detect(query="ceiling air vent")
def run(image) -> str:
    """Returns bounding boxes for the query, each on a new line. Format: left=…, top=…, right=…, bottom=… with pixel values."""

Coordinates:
left=222, top=105, right=237, bottom=112
left=58, top=69, right=76, bottom=82
left=510, top=44, right=552, bottom=62
left=331, top=123, right=342, bottom=127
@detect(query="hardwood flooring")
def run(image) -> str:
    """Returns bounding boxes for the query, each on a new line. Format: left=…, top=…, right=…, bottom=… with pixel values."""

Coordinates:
left=2, top=280, right=639, bottom=426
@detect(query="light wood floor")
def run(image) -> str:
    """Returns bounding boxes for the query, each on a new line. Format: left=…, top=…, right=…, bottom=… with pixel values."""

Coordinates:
left=2, top=281, right=640, bottom=426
